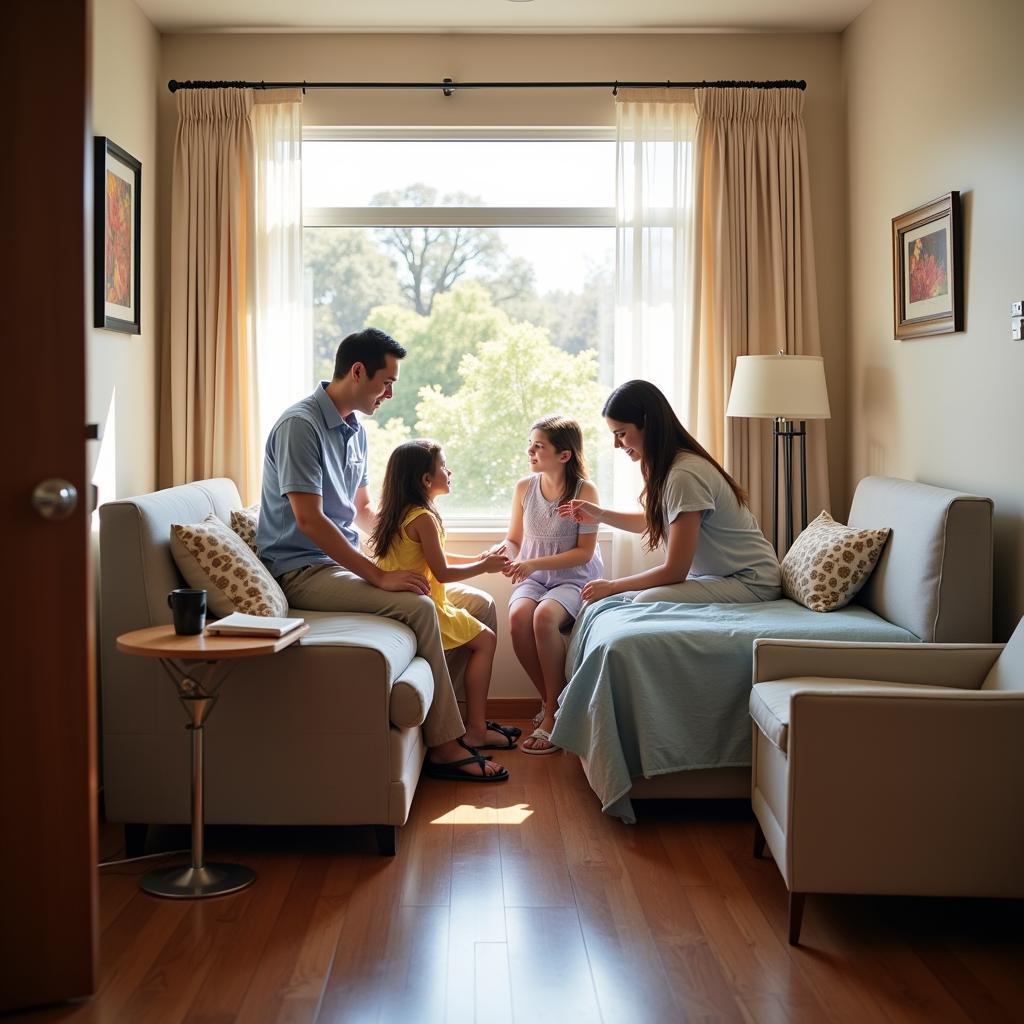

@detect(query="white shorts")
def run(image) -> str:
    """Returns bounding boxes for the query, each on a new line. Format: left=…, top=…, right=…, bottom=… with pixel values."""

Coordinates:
left=509, top=580, right=584, bottom=620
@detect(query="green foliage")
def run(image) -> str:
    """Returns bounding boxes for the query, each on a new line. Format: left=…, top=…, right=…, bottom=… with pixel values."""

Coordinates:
left=362, top=416, right=412, bottom=504
left=304, top=228, right=402, bottom=381
left=370, top=281, right=511, bottom=429
left=414, top=318, right=607, bottom=514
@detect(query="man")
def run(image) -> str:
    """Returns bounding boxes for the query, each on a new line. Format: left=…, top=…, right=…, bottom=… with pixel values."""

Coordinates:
left=257, top=327, right=507, bottom=781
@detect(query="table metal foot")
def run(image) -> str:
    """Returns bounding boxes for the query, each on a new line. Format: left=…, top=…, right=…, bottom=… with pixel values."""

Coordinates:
left=140, top=862, right=255, bottom=899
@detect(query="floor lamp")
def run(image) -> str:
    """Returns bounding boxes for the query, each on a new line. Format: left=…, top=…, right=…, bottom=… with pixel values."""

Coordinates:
left=726, top=354, right=831, bottom=554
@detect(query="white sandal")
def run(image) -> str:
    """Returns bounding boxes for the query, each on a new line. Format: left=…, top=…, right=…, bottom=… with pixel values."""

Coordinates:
left=521, top=727, right=560, bottom=755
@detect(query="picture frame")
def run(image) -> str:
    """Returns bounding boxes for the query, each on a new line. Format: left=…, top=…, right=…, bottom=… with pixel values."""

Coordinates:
left=892, top=191, right=962, bottom=340
left=94, top=137, right=141, bottom=334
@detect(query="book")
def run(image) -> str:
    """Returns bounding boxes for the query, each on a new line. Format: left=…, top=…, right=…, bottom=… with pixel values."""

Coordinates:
left=205, top=612, right=305, bottom=637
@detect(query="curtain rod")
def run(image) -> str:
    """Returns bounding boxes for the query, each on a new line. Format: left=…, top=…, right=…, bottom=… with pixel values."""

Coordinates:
left=167, top=78, right=805, bottom=96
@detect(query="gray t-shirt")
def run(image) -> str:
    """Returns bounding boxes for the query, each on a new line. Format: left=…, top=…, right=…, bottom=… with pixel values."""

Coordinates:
left=662, top=452, right=781, bottom=596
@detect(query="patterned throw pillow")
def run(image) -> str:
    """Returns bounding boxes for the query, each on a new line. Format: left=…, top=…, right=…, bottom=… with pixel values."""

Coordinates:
left=230, top=504, right=260, bottom=553
left=170, top=513, right=288, bottom=618
left=781, top=511, right=890, bottom=613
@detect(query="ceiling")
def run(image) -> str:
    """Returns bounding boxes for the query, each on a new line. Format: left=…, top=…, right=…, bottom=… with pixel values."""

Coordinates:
left=136, top=0, right=873, bottom=34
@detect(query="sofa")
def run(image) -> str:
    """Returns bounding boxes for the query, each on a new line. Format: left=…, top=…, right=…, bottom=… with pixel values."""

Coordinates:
left=749, top=617, right=1024, bottom=944
left=98, top=478, right=433, bottom=855
left=553, top=476, right=993, bottom=820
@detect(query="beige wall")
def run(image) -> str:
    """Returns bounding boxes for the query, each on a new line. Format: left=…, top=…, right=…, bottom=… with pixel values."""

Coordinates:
left=157, top=30, right=847, bottom=697
left=90, top=0, right=160, bottom=502
left=844, top=0, right=1024, bottom=639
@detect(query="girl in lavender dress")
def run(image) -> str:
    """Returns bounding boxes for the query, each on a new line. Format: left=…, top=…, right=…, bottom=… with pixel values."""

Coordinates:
left=500, top=416, right=604, bottom=754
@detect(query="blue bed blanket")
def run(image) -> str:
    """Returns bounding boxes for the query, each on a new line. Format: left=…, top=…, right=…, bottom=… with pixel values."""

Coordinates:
left=549, top=598, right=916, bottom=823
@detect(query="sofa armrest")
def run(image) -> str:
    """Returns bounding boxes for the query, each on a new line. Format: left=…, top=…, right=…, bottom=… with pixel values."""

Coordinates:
left=783, top=689, right=1024, bottom=897
left=753, top=639, right=1003, bottom=690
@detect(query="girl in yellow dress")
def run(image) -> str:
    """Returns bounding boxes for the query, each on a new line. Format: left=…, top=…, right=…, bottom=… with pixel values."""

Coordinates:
left=370, top=440, right=518, bottom=753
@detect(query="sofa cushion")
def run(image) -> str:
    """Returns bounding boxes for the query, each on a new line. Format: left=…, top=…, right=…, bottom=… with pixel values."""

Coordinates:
left=230, top=504, right=260, bottom=553
left=170, top=513, right=288, bottom=618
left=781, top=511, right=889, bottom=612
left=298, top=610, right=417, bottom=687
left=750, top=677, right=954, bottom=753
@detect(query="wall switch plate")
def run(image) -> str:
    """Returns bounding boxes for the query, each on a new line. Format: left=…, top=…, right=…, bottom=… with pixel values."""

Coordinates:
left=1013, top=317, right=1023, bottom=341
left=1012, top=300, right=1024, bottom=317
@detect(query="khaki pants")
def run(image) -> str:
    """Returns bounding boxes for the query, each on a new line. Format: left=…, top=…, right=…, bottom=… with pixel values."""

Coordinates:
left=279, top=566, right=495, bottom=747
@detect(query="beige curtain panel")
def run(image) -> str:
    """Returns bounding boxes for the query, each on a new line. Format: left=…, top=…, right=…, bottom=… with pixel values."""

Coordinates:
left=691, top=87, right=829, bottom=544
left=160, top=88, right=261, bottom=503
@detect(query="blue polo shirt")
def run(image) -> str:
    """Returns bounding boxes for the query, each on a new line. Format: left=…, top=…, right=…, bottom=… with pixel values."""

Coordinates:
left=257, top=383, right=369, bottom=577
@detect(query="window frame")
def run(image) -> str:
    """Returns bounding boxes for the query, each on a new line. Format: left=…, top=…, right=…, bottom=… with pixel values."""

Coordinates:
left=302, top=125, right=617, bottom=528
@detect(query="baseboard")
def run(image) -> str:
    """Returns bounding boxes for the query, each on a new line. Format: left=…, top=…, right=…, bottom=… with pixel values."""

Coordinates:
left=486, top=698, right=541, bottom=720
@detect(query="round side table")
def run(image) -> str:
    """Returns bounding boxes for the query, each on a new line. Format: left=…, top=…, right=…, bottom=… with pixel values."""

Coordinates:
left=115, top=623, right=308, bottom=899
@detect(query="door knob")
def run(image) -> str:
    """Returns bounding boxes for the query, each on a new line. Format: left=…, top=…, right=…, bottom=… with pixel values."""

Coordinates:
left=32, top=478, right=79, bottom=520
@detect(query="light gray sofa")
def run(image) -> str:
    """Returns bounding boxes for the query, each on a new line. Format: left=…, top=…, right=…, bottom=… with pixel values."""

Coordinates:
left=98, top=478, right=433, bottom=855
left=619, top=476, right=994, bottom=804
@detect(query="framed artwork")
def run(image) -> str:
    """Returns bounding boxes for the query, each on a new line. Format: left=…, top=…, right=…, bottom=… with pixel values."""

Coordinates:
left=892, top=191, right=962, bottom=340
left=94, top=137, right=141, bottom=333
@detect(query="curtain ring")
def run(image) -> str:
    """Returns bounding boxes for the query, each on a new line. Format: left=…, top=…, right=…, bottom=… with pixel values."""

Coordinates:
left=442, top=77, right=454, bottom=98
left=612, top=81, right=618, bottom=97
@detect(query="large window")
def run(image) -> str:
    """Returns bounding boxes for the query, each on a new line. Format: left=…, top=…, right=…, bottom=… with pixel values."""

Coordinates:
left=303, top=130, right=615, bottom=522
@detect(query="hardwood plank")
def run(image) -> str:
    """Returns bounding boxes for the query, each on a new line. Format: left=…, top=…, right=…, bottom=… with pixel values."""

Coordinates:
left=229, top=856, right=337, bottom=1024
left=549, top=755, right=693, bottom=1023
left=373, top=904, right=450, bottom=1024
left=120, top=883, right=257, bottom=1024
left=505, top=906, right=601, bottom=1024
left=183, top=854, right=302, bottom=1023
left=498, top=771, right=575, bottom=909
left=474, top=942, right=513, bottom=1024
left=318, top=783, right=455, bottom=1021
left=686, top=824, right=834, bottom=1021
left=270, top=856, right=365, bottom=1024
left=446, top=784, right=507, bottom=1024
left=398, top=778, right=455, bottom=908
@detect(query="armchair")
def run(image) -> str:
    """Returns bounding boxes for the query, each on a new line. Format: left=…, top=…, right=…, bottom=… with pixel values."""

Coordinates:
left=749, top=619, right=1024, bottom=944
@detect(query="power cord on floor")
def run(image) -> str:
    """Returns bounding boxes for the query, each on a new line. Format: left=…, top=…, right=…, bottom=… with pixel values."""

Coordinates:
left=98, top=848, right=190, bottom=868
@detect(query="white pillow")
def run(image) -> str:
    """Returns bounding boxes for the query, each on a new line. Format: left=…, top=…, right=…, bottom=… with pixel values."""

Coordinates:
left=170, top=513, right=287, bottom=618
left=230, top=504, right=259, bottom=553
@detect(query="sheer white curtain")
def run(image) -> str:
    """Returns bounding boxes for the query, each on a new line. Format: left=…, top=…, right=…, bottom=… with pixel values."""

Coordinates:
left=612, top=90, right=697, bottom=575
left=161, top=88, right=305, bottom=504
left=251, top=90, right=309, bottom=459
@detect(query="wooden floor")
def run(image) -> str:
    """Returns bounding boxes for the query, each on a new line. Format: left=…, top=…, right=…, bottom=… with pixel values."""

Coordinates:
left=20, top=724, right=1024, bottom=1024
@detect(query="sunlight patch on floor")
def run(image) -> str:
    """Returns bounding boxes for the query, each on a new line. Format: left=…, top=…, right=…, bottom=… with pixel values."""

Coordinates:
left=431, top=803, right=533, bottom=825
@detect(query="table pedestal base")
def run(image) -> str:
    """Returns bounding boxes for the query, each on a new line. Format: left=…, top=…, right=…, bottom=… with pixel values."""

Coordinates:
left=140, top=862, right=255, bottom=899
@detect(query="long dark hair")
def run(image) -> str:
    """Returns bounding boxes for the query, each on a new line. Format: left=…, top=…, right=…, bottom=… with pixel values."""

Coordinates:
left=532, top=414, right=589, bottom=505
left=370, top=439, right=443, bottom=560
left=603, top=380, right=748, bottom=550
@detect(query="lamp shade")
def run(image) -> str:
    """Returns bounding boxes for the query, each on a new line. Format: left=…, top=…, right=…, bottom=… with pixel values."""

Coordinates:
left=726, top=354, right=831, bottom=420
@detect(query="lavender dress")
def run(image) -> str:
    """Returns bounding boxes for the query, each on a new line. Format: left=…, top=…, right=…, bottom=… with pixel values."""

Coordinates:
left=508, top=476, right=604, bottom=618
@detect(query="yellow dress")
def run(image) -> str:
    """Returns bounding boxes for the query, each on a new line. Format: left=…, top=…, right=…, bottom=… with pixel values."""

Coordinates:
left=376, top=506, right=484, bottom=651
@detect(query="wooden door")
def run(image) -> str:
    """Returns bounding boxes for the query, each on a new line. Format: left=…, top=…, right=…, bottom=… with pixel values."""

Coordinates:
left=0, top=0, right=97, bottom=1010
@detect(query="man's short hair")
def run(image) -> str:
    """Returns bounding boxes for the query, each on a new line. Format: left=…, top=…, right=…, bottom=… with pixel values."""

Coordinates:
left=333, top=328, right=406, bottom=380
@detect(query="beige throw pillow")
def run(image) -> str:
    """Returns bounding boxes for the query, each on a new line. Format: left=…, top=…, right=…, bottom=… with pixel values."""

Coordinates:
left=170, top=513, right=288, bottom=618
left=781, top=511, right=890, bottom=613
left=230, top=504, right=260, bottom=553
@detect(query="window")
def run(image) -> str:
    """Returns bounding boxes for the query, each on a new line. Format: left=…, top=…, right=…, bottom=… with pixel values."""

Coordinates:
left=302, top=129, right=615, bottom=522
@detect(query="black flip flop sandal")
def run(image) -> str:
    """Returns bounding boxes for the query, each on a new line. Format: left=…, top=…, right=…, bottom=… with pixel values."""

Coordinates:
left=423, top=752, right=509, bottom=783
left=474, top=721, right=521, bottom=750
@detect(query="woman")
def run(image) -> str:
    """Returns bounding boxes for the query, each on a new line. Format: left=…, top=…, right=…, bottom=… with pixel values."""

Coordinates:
left=560, top=379, right=780, bottom=604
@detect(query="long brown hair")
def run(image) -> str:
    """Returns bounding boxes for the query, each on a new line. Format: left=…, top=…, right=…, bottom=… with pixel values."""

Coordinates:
left=532, top=414, right=589, bottom=505
left=602, top=380, right=748, bottom=550
left=369, top=439, right=443, bottom=560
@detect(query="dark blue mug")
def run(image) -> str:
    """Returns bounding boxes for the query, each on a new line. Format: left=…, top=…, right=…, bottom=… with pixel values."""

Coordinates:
left=168, top=588, right=207, bottom=636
